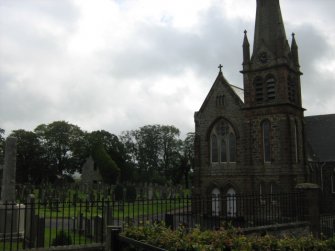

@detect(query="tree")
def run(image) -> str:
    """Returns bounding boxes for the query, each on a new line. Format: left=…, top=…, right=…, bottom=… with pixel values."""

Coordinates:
left=121, top=125, right=161, bottom=182
left=86, top=130, right=134, bottom=183
left=92, top=144, right=120, bottom=184
left=11, top=129, right=51, bottom=184
left=121, top=125, right=183, bottom=184
left=180, top=132, right=195, bottom=188
left=34, top=121, right=86, bottom=176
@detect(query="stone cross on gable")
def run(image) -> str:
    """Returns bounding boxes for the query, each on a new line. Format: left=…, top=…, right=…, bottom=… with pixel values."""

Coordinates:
left=1, top=137, right=17, bottom=202
left=218, top=64, right=223, bottom=73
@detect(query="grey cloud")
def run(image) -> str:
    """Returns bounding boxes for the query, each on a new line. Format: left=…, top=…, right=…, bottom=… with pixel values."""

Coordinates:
left=1, top=0, right=334, bottom=137
left=99, top=5, right=249, bottom=87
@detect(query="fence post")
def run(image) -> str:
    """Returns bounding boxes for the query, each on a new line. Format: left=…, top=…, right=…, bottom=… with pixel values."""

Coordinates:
left=106, top=226, right=121, bottom=251
left=295, top=183, right=320, bottom=237
left=23, top=194, right=36, bottom=248
left=165, top=214, right=174, bottom=229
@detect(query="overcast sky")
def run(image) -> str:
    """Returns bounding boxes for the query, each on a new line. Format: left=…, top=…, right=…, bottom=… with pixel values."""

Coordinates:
left=1, top=0, right=335, bottom=137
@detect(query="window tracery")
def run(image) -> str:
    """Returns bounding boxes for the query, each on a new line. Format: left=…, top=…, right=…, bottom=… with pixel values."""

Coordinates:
left=210, top=119, right=236, bottom=163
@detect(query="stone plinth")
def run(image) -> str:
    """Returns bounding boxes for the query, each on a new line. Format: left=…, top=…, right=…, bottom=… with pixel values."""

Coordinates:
left=0, top=203, right=25, bottom=240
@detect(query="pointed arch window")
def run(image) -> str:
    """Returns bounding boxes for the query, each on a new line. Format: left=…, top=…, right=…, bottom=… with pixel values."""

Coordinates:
left=229, top=133, right=236, bottom=162
left=216, top=95, right=225, bottom=106
left=259, top=182, right=266, bottom=204
left=262, top=120, right=271, bottom=162
left=293, top=121, right=298, bottom=163
left=211, top=135, right=218, bottom=163
left=266, top=76, right=276, bottom=100
left=210, top=119, right=236, bottom=164
left=220, top=138, right=227, bottom=162
left=254, top=77, right=263, bottom=103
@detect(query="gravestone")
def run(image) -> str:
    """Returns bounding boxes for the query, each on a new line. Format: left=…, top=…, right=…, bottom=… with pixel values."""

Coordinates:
left=94, top=216, right=103, bottom=242
left=0, top=137, right=25, bottom=240
left=161, top=186, right=168, bottom=199
left=148, top=184, right=153, bottom=200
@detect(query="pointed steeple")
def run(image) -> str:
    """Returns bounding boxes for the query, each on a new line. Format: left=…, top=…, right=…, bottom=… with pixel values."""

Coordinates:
left=291, top=33, right=300, bottom=67
left=243, top=30, right=250, bottom=65
left=253, top=0, right=290, bottom=58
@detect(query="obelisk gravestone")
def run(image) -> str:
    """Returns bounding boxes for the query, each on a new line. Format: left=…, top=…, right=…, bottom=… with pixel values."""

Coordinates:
left=1, top=136, right=17, bottom=202
left=0, top=136, right=25, bottom=240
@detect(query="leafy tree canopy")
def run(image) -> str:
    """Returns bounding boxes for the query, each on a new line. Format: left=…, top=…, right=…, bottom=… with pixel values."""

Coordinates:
left=11, top=129, right=51, bottom=184
left=86, top=130, right=134, bottom=183
left=34, top=121, right=86, bottom=176
left=121, top=125, right=185, bottom=184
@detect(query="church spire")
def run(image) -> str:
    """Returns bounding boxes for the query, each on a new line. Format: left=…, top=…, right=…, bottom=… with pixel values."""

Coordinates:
left=291, top=33, right=300, bottom=68
left=243, top=30, right=250, bottom=65
left=253, top=0, right=290, bottom=59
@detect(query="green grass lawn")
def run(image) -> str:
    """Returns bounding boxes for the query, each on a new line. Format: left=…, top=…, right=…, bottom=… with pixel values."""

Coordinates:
left=32, top=199, right=190, bottom=219
left=0, top=227, right=95, bottom=251
left=1, top=197, right=191, bottom=250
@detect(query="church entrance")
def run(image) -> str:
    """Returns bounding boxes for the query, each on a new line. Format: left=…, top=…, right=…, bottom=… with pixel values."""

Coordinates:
left=226, top=188, right=236, bottom=217
left=211, top=188, right=221, bottom=216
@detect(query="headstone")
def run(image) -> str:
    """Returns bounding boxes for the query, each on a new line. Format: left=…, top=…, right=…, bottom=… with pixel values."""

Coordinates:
left=161, top=186, right=167, bottom=199
left=148, top=184, right=153, bottom=200
left=167, top=187, right=172, bottom=199
left=23, top=194, right=36, bottom=248
left=85, top=218, right=92, bottom=237
left=103, top=187, right=108, bottom=199
left=94, top=216, right=103, bottom=242
left=40, top=190, right=46, bottom=205
left=78, top=213, right=84, bottom=234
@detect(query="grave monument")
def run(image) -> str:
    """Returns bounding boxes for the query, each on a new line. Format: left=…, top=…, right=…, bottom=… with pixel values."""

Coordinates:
left=0, top=136, right=25, bottom=240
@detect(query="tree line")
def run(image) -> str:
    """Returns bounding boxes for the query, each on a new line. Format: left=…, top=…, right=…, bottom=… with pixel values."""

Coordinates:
left=0, top=121, right=194, bottom=187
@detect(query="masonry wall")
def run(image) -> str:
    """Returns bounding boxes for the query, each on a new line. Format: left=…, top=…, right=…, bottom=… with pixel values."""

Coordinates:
left=193, top=75, right=251, bottom=197
left=81, top=156, right=103, bottom=185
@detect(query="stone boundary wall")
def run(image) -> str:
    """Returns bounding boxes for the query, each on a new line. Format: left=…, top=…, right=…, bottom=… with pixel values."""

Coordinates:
left=26, top=243, right=104, bottom=251
left=242, top=221, right=310, bottom=238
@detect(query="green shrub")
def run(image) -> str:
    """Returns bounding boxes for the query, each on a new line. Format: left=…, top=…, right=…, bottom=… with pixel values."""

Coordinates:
left=122, top=223, right=335, bottom=251
left=52, top=230, right=72, bottom=246
left=125, top=185, right=137, bottom=202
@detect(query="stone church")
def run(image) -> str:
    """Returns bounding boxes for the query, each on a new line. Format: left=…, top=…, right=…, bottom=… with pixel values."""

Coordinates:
left=192, top=0, right=335, bottom=213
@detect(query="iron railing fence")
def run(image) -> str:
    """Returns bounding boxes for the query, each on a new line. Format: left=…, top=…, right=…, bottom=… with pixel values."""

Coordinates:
left=176, top=192, right=305, bottom=229
left=0, top=192, right=305, bottom=251
left=320, top=214, right=335, bottom=238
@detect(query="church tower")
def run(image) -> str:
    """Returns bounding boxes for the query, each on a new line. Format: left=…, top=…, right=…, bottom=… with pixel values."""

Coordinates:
left=192, top=0, right=307, bottom=206
left=241, top=0, right=306, bottom=192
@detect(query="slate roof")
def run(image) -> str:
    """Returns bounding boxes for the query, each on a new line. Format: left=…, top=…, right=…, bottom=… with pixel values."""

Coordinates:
left=230, top=84, right=244, bottom=103
left=305, top=114, right=335, bottom=162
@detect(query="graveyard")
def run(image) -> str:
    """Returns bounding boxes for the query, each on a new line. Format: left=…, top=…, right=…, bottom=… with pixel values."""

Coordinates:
left=1, top=0, right=335, bottom=250
left=0, top=136, right=328, bottom=251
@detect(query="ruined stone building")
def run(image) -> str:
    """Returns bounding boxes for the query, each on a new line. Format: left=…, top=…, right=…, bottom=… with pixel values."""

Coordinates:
left=192, top=0, right=335, bottom=213
left=81, top=156, right=103, bottom=185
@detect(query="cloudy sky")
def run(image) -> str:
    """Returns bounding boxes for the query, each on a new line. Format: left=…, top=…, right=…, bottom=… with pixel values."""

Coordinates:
left=1, top=0, right=335, bottom=137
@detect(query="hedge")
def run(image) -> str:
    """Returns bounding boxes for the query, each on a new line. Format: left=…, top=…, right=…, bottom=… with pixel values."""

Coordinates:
left=122, top=222, right=335, bottom=251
